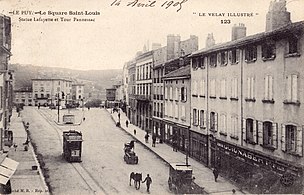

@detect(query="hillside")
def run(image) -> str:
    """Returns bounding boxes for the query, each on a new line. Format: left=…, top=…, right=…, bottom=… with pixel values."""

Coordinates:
left=10, top=64, right=123, bottom=99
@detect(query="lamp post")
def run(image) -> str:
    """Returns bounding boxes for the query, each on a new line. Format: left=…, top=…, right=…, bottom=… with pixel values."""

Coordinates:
left=57, top=93, right=60, bottom=123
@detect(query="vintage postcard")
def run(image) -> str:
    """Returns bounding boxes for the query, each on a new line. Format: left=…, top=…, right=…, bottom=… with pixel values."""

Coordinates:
left=0, top=0, right=304, bottom=194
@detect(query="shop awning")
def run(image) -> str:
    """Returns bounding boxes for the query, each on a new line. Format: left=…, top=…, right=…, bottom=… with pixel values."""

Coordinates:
left=0, top=157, right=19, bottom=185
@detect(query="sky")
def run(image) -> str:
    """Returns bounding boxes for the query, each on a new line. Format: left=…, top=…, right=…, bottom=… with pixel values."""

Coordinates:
left=0, top=0, right=304, bottom=70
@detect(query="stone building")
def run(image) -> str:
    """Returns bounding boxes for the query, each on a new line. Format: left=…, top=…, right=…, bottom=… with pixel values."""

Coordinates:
left=127, top=60, right=136, bottom=124
left=0, top=15, right=13, bottom=151
left=32, top=78, right=72, bottom=106
left=163, top=64, right=191, bottom=153
left=135, top=51, right=153, bottom=131
left=152, top=35, right=198, bottom=141
left=14, top=88, right=33, bottom=106
left=189, top=0, right=304, bottom=193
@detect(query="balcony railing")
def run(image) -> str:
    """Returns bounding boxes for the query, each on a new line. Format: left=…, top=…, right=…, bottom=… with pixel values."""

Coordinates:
left=134, top=94, right=151, bottom=101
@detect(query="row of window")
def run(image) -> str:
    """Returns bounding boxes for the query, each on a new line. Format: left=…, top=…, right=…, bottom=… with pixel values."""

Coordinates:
left=136, top=62, right=152, bottom=81
left=136, top=84, right=152, bottom=96
left=165, top=101, right=186, bottom=121
left=164, top=87, right=187, bottom=102
left=191, top=74, right=299, bottom=103
left=192, top=109, right=303, bottom=156
left=192, top=36, right=299, bottom=69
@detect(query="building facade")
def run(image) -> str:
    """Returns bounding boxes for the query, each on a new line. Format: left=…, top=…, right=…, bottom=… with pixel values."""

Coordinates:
left=0, top=15, right=13, bottom=151
left=71, top=83, right=84, bottom=104
left=14, top=88, right=33, bottom=106
left=152, top=35, right=198, bottom=142
left=127, top=60, right=136, bottom=124
left=189, top=1, right=304, bottom=193
left=163, top=65, right=191, bottom=153
left=32, top=78, right=72, bottom=106
left=135, top=51, right=153, bottom=131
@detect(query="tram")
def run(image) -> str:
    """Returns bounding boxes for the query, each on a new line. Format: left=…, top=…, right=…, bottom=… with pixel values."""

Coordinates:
left=62, top=130, right=83, bottom=162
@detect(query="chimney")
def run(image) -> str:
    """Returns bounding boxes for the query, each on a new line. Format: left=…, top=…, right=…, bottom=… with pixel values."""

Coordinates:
left=265, top=0, right=291, bottom=32
left=205, top=33, right=215, bottom=48
left=231, top=23, right=246, bottom=41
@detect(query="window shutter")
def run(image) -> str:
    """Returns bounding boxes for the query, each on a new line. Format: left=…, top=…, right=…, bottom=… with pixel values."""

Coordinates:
left=253, top=120, right=257, bottom=143
left=236, top=49, right=240, bottom=62
left=251, top=77, right=255, bottom=99
left=242, top=118, right=246, bottom=140
left=258, top=121, right=263, bottom=145
left=179, top=88, right=181, bottom=101
left=264, top=76, right=269, bottom=99
left=272, top=123, right=278, bottom=149
left=185, top=88, right=187, bottom=102
left=287, top=75, right=292, bottom=101
left=215, top=113, right=218, bottom=132
left=292, top=75, right=298, bottom=102
left=269, top=76, right=273, bottom=100
left=197, top=110, right=200, bottom=126
left=203, top=111, right=207, bottom=128
left=296, top=126, right=303, bottom=156
left=281, top=124, right=286, bottom=151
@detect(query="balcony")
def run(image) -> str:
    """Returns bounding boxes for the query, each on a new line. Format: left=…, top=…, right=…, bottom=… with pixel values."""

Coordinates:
left=134, top=94, right=151, bottom=101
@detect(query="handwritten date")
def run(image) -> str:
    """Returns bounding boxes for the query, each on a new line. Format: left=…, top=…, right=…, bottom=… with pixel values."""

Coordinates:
left=111, top=0, right=188, bottom=12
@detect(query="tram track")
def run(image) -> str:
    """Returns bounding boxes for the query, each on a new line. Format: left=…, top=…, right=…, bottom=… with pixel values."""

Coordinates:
left=35, top=108, right=109, bottom=195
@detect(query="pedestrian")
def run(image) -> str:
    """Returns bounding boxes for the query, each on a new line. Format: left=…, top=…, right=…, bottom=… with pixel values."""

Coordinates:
left=142, top=174, right=152, bottom=193
left=152, top=134, right=156, bottom=147
left=145, top=133, right=149, bottom=143
left=118, top=112, right=121, bottom=119
left=134, top=129, right=137, bottom=135
left=232, top=189, right=236, bottom=194
left=125, top=120, right=129, bottom=127
left=213, top=168, right=219, bottom=182
left=172, top=140, right=178, bottom=152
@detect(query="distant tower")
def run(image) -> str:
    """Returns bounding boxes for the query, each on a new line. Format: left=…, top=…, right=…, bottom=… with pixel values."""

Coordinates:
left=231, top=23, right=246, bottom=41
left=265, top=0, right=291, bottom=32
left=205, top=33, right=215, bottom=48
left=167, top=34, right=181, bottom=60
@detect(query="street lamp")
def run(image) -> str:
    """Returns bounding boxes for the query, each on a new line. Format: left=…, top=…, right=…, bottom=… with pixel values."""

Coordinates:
left=57, top=91, right=65, bottom=123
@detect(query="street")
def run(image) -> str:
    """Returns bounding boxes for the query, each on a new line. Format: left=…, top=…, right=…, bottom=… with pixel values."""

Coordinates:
left=22, top=107, right=171, bottom=195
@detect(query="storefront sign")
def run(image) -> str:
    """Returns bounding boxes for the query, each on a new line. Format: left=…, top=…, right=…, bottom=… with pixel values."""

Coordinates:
left=216, top=141, right=300, bottom=175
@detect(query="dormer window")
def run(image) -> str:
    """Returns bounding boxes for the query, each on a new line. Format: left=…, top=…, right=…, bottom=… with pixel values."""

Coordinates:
left=262, top=42, right=276, bottom=61
left=245, top=45, right=257, bottom=62
left=285, top=35, right=300, bottom=57
left=218, top=51, right=228, bottom=66
left=199, top=56, right=205, bottom=69
left=229, top=49, right=240, bottom=64
left=209, top=53, right=217, bottom=67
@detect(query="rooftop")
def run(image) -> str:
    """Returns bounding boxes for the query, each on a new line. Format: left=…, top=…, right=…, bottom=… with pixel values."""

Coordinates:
left=163, top=65, right=190, bottom=80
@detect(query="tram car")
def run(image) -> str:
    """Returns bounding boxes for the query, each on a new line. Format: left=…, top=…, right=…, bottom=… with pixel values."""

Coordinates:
left=63, top=130, right=83, bottom=162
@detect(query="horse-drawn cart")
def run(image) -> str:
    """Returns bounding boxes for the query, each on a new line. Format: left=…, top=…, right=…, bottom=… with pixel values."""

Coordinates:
left=168, top=162, right=205, bottom=194
left=124, top=141, right=138, bottom=164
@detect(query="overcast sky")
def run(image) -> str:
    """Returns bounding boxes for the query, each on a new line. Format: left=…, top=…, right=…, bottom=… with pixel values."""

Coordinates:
left=1, top=0, right=304, bottom=70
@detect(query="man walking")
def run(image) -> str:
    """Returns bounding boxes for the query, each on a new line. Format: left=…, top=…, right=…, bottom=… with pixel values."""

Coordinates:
left=142, top=174, right=152, bottom=193
left=152, top=134, right=156, bottom=147
left=125, top=120, right=129, bottom=127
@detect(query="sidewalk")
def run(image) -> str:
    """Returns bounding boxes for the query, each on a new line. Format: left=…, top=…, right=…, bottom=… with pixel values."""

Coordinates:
left=8, top=111, right=49, bottom=194
left=108, top=109, right=246, bottom=195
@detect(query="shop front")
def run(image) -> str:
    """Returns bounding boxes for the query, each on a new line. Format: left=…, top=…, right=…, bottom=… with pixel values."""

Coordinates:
left=189, top=130, right=208, bottom=166
left=211, top=139, right=303, bottom=194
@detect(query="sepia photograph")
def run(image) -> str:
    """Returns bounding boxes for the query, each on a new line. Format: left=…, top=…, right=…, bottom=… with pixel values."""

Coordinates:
left=0, top=0, right=304, bottom=194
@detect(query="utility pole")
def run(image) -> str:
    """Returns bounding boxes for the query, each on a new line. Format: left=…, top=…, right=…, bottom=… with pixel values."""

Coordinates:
left=57, top=93, right=60, bottom=123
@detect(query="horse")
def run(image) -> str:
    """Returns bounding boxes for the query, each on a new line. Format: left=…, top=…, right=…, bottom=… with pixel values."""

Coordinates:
left=129, top=172, right=142, bottom=190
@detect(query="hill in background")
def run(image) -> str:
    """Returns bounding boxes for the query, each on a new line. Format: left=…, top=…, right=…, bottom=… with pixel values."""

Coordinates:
left=10, top=64, right=122, bottom=100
